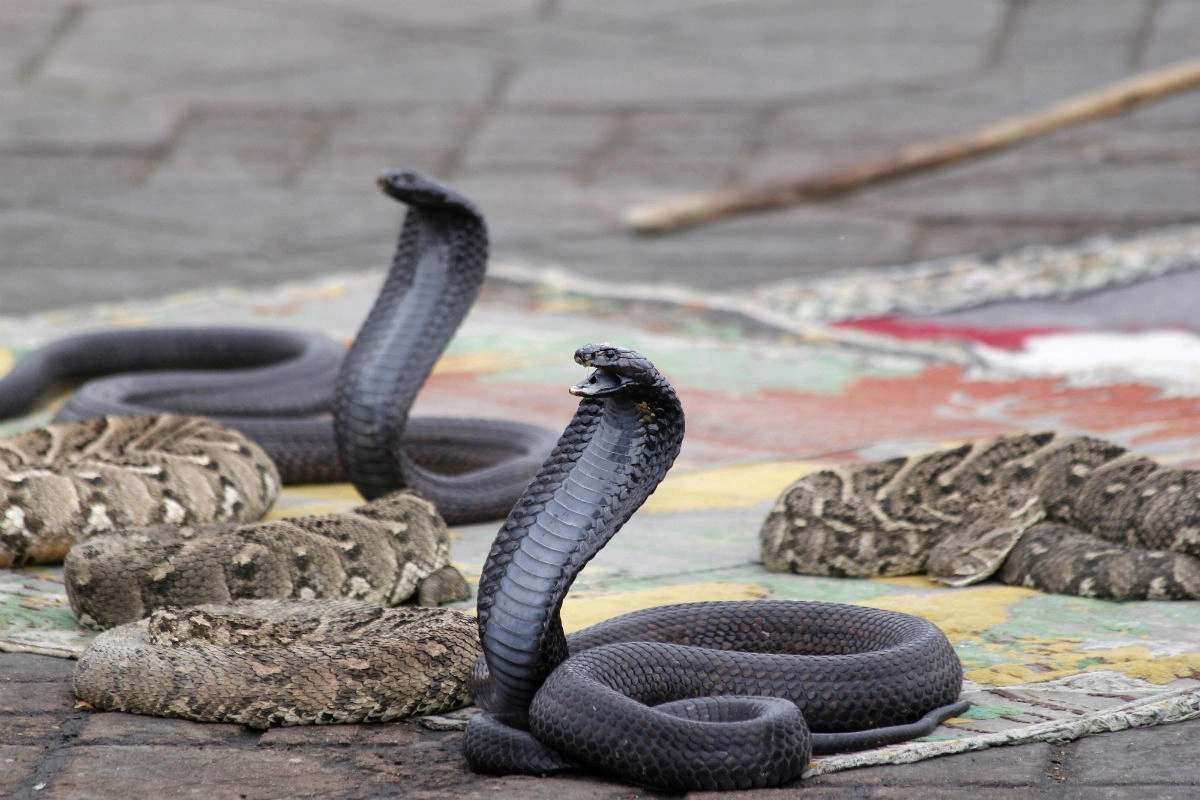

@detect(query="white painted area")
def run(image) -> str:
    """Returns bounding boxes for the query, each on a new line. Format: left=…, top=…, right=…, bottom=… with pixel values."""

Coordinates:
left=3, top=505, right=26, bottom=534
left=975, top=330, right=1200, bottom=394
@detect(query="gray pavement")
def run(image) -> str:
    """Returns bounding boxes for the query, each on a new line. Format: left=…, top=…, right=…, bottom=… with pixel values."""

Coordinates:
left=5, top=1, right=1200, bottom=798
left=4, top=0, right=1200, bottom=313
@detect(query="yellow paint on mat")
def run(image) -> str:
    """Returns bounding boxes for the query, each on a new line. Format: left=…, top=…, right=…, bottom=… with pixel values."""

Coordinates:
left=857, top=584, right=1037, bottom=644
left=967, top=646, right=1200, bottom=687
left=642, top=461, right=820, bottom=513
left=264, top=483, right=364, bottom=520
left=966, top=662, right=1051, bottom=686
left=0, top=347, right=12, bottom=377
left=288, top=283, right=346, bottom=301
left=1112, top=651, right=1200, bottom=684
left=870, top=574, right=946, bottom=590
left=432, top=352, right=506, bottom=375
left=856, top=587, right=1200, bottom=688
left=537, top=297, right=595, bottom=315
left=559, top=583, right=770, bottom=633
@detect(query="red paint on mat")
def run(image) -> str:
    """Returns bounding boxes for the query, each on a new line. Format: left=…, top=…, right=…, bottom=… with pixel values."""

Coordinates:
left=418, top=362, right=1200, bottom=466
left=832, top=317, right=1069, bottom=350
left=677, top=364, right=1200, bottom=460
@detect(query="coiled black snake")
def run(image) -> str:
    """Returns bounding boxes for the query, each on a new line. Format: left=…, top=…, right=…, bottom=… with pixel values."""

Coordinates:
left=0, top=171, right=557, bottom=524
left=464, top=343, right=967, bottom=792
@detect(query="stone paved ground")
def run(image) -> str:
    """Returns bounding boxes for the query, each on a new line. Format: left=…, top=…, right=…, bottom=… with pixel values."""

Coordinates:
left=5, top=1, right=1200, bottom=798
left=0, top=642, right=1167, bottom=800
left=4, top=0, right=1200, bottom=313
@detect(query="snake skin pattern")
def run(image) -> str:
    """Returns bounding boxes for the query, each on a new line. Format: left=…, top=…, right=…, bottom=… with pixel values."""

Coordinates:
left=0, top=171, right=556, bottom=525
left=64, top=490, right=469, bottom=629
left=0, top=415, right=278, bottom=567
left=760, top=431, right=1200, bottom=600
left=463, top=344, right=965, bottom=792
left=73, top=599, right=479, bottom=728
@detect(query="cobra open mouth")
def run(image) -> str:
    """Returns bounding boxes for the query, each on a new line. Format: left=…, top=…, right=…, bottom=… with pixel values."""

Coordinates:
left=570, top=367, right=632, bottom=397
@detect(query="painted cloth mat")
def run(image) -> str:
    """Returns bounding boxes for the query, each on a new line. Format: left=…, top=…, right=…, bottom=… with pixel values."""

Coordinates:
left=493, top=223, right=1200, bottom=331
left=4, top=252, right=1200, bottom=776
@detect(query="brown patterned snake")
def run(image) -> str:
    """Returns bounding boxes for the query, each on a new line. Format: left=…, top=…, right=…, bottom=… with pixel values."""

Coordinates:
left=761, top=431, right=1200, bottom=600
left=0, top=414, right=278, bottom=568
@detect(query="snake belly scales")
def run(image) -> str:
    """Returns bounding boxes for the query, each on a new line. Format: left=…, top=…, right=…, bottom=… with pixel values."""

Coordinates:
left=760, top=431, right=1200, bottom=601
left=463, top=344, right=966, bottom=793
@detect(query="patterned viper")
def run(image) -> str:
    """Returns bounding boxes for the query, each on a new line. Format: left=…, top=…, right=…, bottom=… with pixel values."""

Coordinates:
left=761, top=432, right=1200, bottom=600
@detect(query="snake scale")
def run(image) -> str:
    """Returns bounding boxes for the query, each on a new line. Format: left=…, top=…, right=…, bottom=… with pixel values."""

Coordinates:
left=64, top=490, right=470, bottom=630
left=0, top=414, right=279, bottom=567
left=464, top=344, right=965, bottom=792
left=73, top=599, right=478, bottom=729
left=760, top=431, right=1200, bottom=601
left=0, top=170, right=557, bottom=526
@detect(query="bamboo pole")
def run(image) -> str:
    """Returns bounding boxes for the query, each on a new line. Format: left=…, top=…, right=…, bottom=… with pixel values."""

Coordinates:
left=625, top=56, right=1200, bottom=234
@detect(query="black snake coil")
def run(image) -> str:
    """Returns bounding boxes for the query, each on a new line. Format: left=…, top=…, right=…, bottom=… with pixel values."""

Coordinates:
left=464, top=344, right=966, bottom=792
left=0, top=171, right=556, bottom=524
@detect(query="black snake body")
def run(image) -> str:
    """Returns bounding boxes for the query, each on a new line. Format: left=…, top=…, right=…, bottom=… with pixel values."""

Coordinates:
left=0, top=171, right=556, bottom=524
left=464, top=344, right=966, bottom=792
left=0, top=327, right=346, bottom=482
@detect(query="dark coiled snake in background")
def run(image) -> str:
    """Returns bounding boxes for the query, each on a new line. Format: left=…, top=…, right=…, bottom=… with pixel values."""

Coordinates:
left=0, top=170, right=557, bottom=528
left=464, top=343, right=967, bottom=792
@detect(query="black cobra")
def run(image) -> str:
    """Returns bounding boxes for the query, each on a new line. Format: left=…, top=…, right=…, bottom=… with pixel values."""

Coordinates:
left=0, top=171, right=556, bottom=524
left=464, top=343, right=968, bottom=792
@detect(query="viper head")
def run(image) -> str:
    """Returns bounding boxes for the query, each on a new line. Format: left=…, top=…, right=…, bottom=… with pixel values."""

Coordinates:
left=570, top=343, right=660, bottom=397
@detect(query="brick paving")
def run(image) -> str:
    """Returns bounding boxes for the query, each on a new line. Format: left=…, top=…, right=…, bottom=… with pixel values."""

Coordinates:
left=8, top=637, right=1200, bottom=800
left=5, top=1, right=1200, bottom=798
left=4, top=1, right=1200, bottom=312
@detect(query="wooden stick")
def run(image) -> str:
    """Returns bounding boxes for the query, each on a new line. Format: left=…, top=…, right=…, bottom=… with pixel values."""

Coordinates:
left=625, top=56, right=1200, bottom=234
